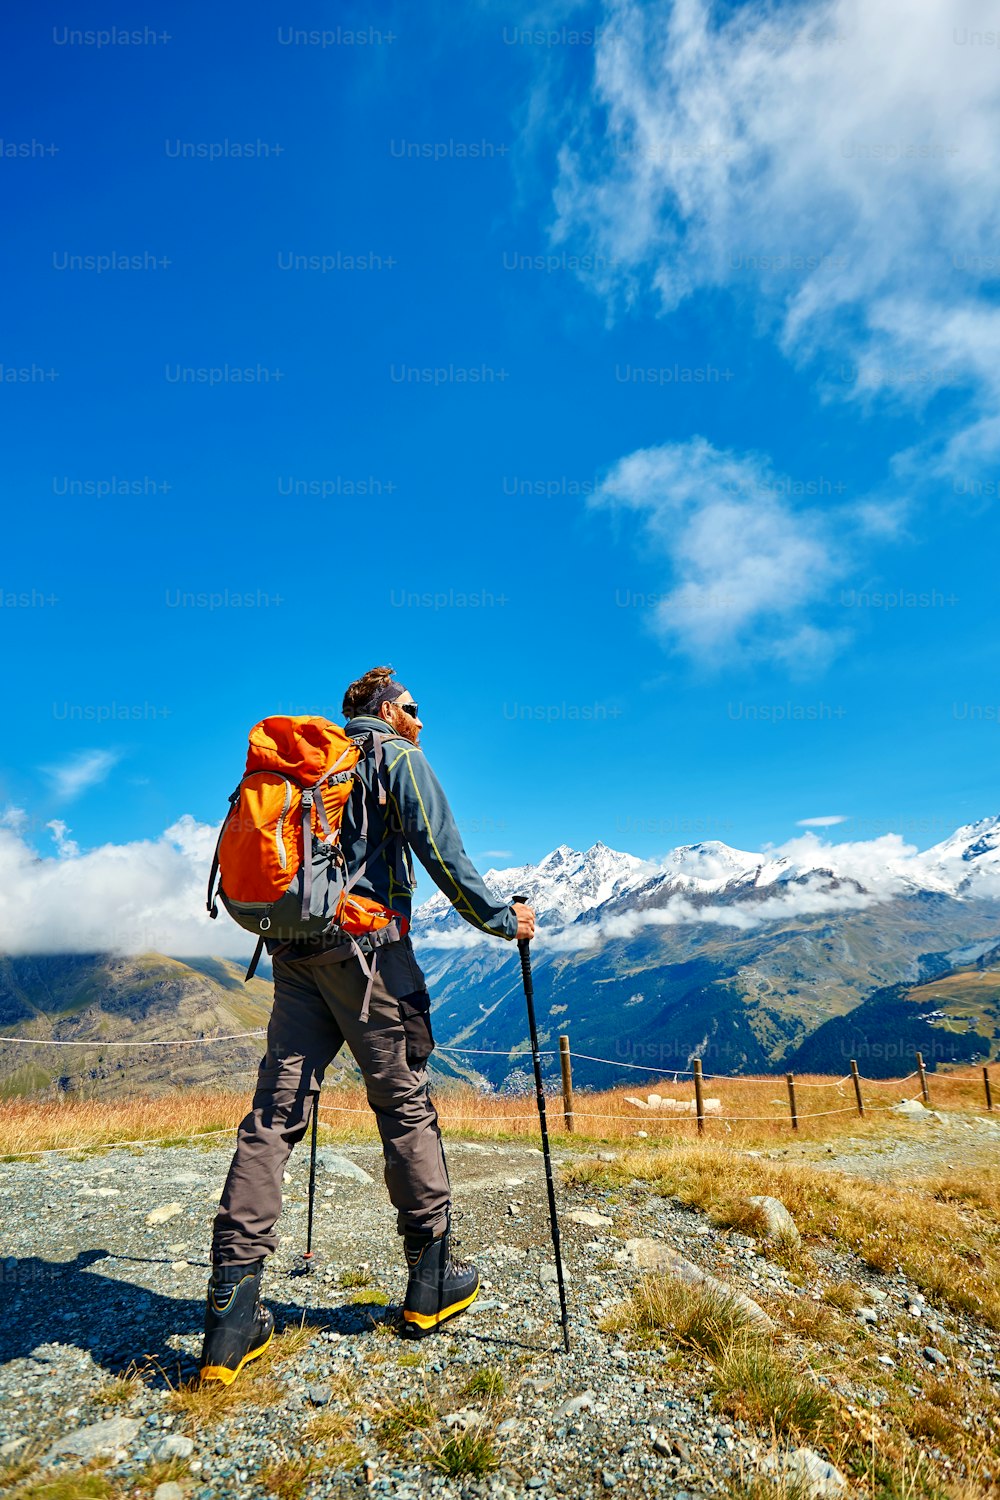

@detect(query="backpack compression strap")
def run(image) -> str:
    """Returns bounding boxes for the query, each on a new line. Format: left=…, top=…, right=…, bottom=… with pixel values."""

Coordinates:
left=206, top=788, right=241, bottom=919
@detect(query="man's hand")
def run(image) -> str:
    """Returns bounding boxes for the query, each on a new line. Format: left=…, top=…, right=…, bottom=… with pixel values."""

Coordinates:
left=512, top=902, right=536, bottom=941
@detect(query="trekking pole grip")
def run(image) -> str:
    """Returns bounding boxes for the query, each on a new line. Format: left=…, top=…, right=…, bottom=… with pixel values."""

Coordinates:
left=513, top=892, right=531, bottom=969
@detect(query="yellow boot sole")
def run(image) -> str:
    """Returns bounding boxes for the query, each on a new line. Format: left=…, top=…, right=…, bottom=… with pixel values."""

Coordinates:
left=402, top=1283, right=480, bottom=1337
left=200, top=1324, right=273, bottom=1385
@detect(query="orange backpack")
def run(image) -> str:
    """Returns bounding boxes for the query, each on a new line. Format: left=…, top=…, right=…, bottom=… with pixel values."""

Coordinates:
left=206, top=715, right=406, bottom=985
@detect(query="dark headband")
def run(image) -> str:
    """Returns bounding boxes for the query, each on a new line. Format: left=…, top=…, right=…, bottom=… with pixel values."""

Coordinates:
left=364, top=679, right=407, bottom=714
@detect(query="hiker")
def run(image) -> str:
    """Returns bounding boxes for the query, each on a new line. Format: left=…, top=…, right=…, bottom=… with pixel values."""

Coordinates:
left=200, top=666, right=535, bottom=1383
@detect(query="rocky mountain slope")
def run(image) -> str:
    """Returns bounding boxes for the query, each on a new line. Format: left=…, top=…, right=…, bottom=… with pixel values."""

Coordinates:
left=414, top=819, right=1000, bottom=1088
left=1, top=819, right=998, bottom=1098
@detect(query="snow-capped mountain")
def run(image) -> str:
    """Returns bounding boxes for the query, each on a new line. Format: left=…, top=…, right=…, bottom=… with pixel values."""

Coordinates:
left=415, top=816, right=1000, bottom=939
left=646, top=839, right=794, bottom=893
left=914, top=817, right=1000, bottom=896
left=416, top=840, right=651, bottom=937
left=410, top=819, right=1000, bottom=1085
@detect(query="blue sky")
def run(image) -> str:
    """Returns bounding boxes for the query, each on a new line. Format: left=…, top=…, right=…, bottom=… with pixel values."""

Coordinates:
left=2, top=0, right=999, bottom=946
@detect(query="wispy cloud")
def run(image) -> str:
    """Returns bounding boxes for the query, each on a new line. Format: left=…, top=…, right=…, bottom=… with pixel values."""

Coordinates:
left=552, top=0, right=1000, bottom=477
left=46, top=820, right=80, bottom=858
left=797, top=815, right=849, bottom=827
left=592, top=437, right=850, bottom=665
left=41, top=749, right=121, bottom=801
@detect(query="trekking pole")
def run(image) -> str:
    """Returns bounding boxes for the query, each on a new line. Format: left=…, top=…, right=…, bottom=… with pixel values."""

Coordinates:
left=513, top=894, right=570, bottom=1352
left=302, top=1091, right=319, bottom=1273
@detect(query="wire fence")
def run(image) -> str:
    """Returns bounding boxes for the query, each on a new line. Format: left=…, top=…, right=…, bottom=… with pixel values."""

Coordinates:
left=0, top=1024, right=994, bottom=1160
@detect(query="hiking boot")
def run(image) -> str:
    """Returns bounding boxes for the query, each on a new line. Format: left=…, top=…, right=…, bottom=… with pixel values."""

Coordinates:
left=401, top=1223, right=479, bottom=1338
left=199, top=1259, right=274, bottom=1384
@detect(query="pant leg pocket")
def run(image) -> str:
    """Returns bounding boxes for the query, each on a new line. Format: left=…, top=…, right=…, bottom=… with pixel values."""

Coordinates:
left=378, top=938, right=427, bottom=999
left=398, top=990, right=434, bottom=1072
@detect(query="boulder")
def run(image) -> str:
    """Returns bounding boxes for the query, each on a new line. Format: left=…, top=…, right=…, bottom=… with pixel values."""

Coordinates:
left=747, top=1195, right=801, bottom=1246
left=770, top=1447, right=849, bottom=1498
left=314, top=1149, right=375, bottom=1185
left=154, top=1434, right=195, bottom=1461
left=891, top=1098, right=930, bottom=1118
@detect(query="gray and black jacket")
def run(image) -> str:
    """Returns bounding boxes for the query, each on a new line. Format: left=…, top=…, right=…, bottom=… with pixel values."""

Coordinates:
left=337, top=715, right=518, bottom=941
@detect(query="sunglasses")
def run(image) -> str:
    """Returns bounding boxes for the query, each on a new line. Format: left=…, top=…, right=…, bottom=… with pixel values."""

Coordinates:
left=399, top=702, right=419, bottom=719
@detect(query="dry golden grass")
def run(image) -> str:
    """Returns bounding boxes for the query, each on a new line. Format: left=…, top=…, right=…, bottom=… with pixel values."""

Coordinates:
left=821, top=1280, right=863, bottom=1313
left=562, top=1139, right=1000, bottom=1329
left=779, top=1295, right=840, bottom=1342
left=5, top=1461, right=116, bottom=1500
left=89, top=1370, right=148, bottom=1408
left=303, top=1409, right=355, bottom=1444
left=2, top=1062, right=990, bottom=1160
left=714, top=1333, right=837, bottom=1443
left=374, top=1395, right=437, bottom=1453
left=600, top=1272, right=757, bottom=1354
left=256, top=1451, right=326, bottom=1500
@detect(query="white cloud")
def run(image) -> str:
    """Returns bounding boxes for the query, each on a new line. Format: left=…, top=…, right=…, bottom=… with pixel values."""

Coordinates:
left=41, top=749, right=121, bottom=801
left=797, top=815, right=848, bottom=827
left=46, top=820, right=80, bottom=859
left=0, top=811, right=253, bottom=960
left=593, top=437, right=850, bottom=663
left=532, top=874, right=877, bottom=952
left=553, top=0, right=1000, bottom=473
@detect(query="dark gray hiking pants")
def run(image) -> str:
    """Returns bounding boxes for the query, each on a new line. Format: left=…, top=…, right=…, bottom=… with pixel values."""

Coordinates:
left=211, top=936, right=451, bottom=1264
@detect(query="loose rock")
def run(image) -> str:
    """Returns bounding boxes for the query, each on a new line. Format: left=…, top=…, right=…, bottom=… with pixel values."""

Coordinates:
left=145, top=1203, right=183, bottom=1226
left=45, top=1416, right=142, bottom=1462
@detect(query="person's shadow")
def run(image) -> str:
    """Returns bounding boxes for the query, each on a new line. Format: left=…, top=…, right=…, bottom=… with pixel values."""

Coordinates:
left=0, top=1249, right=398, bottom=1388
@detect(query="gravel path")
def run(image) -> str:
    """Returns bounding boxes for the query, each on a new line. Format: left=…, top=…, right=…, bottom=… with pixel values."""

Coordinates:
left=1, top=1127, right=998, bottom=1499
left=765, top=1104, right=1000, bottom=1182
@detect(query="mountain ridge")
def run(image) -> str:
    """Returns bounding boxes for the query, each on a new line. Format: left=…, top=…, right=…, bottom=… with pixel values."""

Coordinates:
left=1, top=817, right=998, bottom=1097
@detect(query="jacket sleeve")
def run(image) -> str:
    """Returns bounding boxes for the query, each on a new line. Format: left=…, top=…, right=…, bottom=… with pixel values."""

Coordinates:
left=385, top=743, right=518, bottom=939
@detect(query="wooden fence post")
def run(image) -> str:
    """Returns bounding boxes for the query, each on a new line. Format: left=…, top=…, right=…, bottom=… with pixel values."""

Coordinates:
left=693, top=1058, right=705, bottom=1136
left=916, top=1051, right=930, bottom=1104
left=559, top=1035, right=574, bottom=1132
left=786, top=1072, right=799, bottom=1131
left=984, top=1066, right=993, bottom=1113
left=850, top=1058, right=864, bottom=1118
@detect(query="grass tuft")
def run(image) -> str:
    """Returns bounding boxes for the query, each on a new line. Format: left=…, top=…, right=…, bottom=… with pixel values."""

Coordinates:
left=459, top=1367, right=506, bottom=1401
left=376, top=1397, right=437, bottom=1452
left=338, top=1267, right=371, bottom=1288
left=317, top=1439, right=362, bottom=1471
left=713, top=1335, right=836, bottom=1443
left=782, top=1297, right=838, bottom=1341
left=821, top=1281, right=863, bottom=1313
left=426, top=1429, right=501, bottom=1478
left=256, top=1452, right=324, bottom=1500
left=7, top=1466, right=115, bottom=1500
left=601, top=1273, right=759, bottom=1355
left=90, top=1367, right=147, bottom=1408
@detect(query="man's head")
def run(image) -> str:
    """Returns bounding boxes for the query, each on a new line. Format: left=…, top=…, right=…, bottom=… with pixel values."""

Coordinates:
left=342, top=665, right=423, bottom=746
